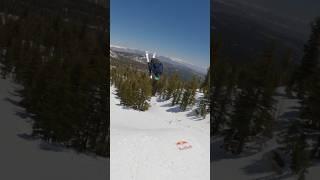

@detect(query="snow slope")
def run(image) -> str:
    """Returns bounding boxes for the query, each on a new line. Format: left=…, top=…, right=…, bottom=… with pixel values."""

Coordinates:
left=110, top=86, right=210, bottom=180
left=0, top=76, right=108, bottom=180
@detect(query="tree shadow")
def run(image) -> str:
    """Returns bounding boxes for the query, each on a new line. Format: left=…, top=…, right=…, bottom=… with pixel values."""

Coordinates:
left=17, top=133, right=65, bottom=152
left=17, top=133, right=39, bottom=141
left=38, top=141, right=65, bottom=152
left=279, top=111, right=300, bottom=120
left=6, top=95, right=66, bottom=153
left=160, top=102, right=172, bottom=107
left=212, top=138, right=241, bottom=162
left=3, top=97, right=35, bottom=122
left=242, top=153, right=273, bottom=175
left=166, top=106, right=181, bottom=113
left=8, top=89, right=23, bottom=97
left=17, top=134, right=104, bottom=158
left=15, top=111, right=32, bottom=120
left=289, top=106, right=300, bottom=110
left=156, top=98, right=168, bottom=103
left=3, top=97, right=20, bottom=107
left=186, top=110, right=206, bottom=121
left=212, top=137, right=271, bottom=162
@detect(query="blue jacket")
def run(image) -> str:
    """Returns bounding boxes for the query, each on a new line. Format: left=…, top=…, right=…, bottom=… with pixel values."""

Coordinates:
left=149, top=58, right=163, bottom=77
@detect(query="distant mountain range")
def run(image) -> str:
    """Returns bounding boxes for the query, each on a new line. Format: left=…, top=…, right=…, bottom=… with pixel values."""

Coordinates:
left=213, top=0, right=307, bottom=63
left=110, top=45, right=207, bottom=80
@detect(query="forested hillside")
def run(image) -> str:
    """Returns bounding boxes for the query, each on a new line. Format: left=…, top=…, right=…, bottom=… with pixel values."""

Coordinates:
left=110, top=61, right=210, bottom=118
left=0, top=0, right=108, bottom=157
left=213, top=17, right=320, bottom=179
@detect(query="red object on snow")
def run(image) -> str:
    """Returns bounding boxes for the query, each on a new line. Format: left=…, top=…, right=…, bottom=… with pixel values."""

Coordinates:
left=176, top=140, right=192, bottom=150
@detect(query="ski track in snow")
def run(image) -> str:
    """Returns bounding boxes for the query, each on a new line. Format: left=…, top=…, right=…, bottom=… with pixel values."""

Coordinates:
left=110, top=86, right=210, bottom=180
left=0, top=77, right=107, bottom=180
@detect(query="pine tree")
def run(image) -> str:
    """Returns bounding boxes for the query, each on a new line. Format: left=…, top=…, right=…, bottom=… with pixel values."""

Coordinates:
left=228, top=89, right=256, bottom=154
left=300, top=71, right=320, bottom=129
left=171, top=75, right=183, bottom=106
left=165, top=73, right=179, bottom=100
left=198, top=67, right=211, bottom=118
left=294, top=17, right=320, bottom=98
left=212, top=61, right=232, bottom=135
left=137, top=74, right=152, bottom=111
left=180, top=76, right=198, bottom=111
left=226, top=46, right=277, bottom=153
left=291, top=135, right=310, bottom=179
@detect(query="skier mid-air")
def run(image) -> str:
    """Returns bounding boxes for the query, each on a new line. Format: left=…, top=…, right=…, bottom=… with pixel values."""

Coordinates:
left=146, top=51, right=163, bottom=80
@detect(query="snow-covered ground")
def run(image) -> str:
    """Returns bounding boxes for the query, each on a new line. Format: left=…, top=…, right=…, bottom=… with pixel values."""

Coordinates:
left=110, top=86, right=210, bottom=180
left=212, top=87, right=320, bottom=180
left=0, top=76, right=108, bottom=180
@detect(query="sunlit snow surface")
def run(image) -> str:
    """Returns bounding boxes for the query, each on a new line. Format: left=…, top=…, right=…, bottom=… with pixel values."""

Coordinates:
left=110, top=86, right=210, bottom=180
left=0, top=77, right=108, bottom=180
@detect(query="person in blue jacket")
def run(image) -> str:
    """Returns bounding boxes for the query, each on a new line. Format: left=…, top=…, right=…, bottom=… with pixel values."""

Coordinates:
left=146, top=52, right=163, bottom=80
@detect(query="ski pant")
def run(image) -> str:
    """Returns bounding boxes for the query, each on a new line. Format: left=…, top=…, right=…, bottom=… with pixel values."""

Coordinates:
left=148, top=62, right=152, bottom=76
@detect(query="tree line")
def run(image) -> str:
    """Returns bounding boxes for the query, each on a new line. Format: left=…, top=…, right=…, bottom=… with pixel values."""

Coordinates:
left=0, top=11, right=108, bottom=157
left=110, top=62, right=210, bottom=118
left=213, top=17, right=320, bottom=179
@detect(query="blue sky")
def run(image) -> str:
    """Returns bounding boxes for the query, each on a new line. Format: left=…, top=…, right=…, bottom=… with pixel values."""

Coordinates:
left=111, top=0, right=210, bottom=69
